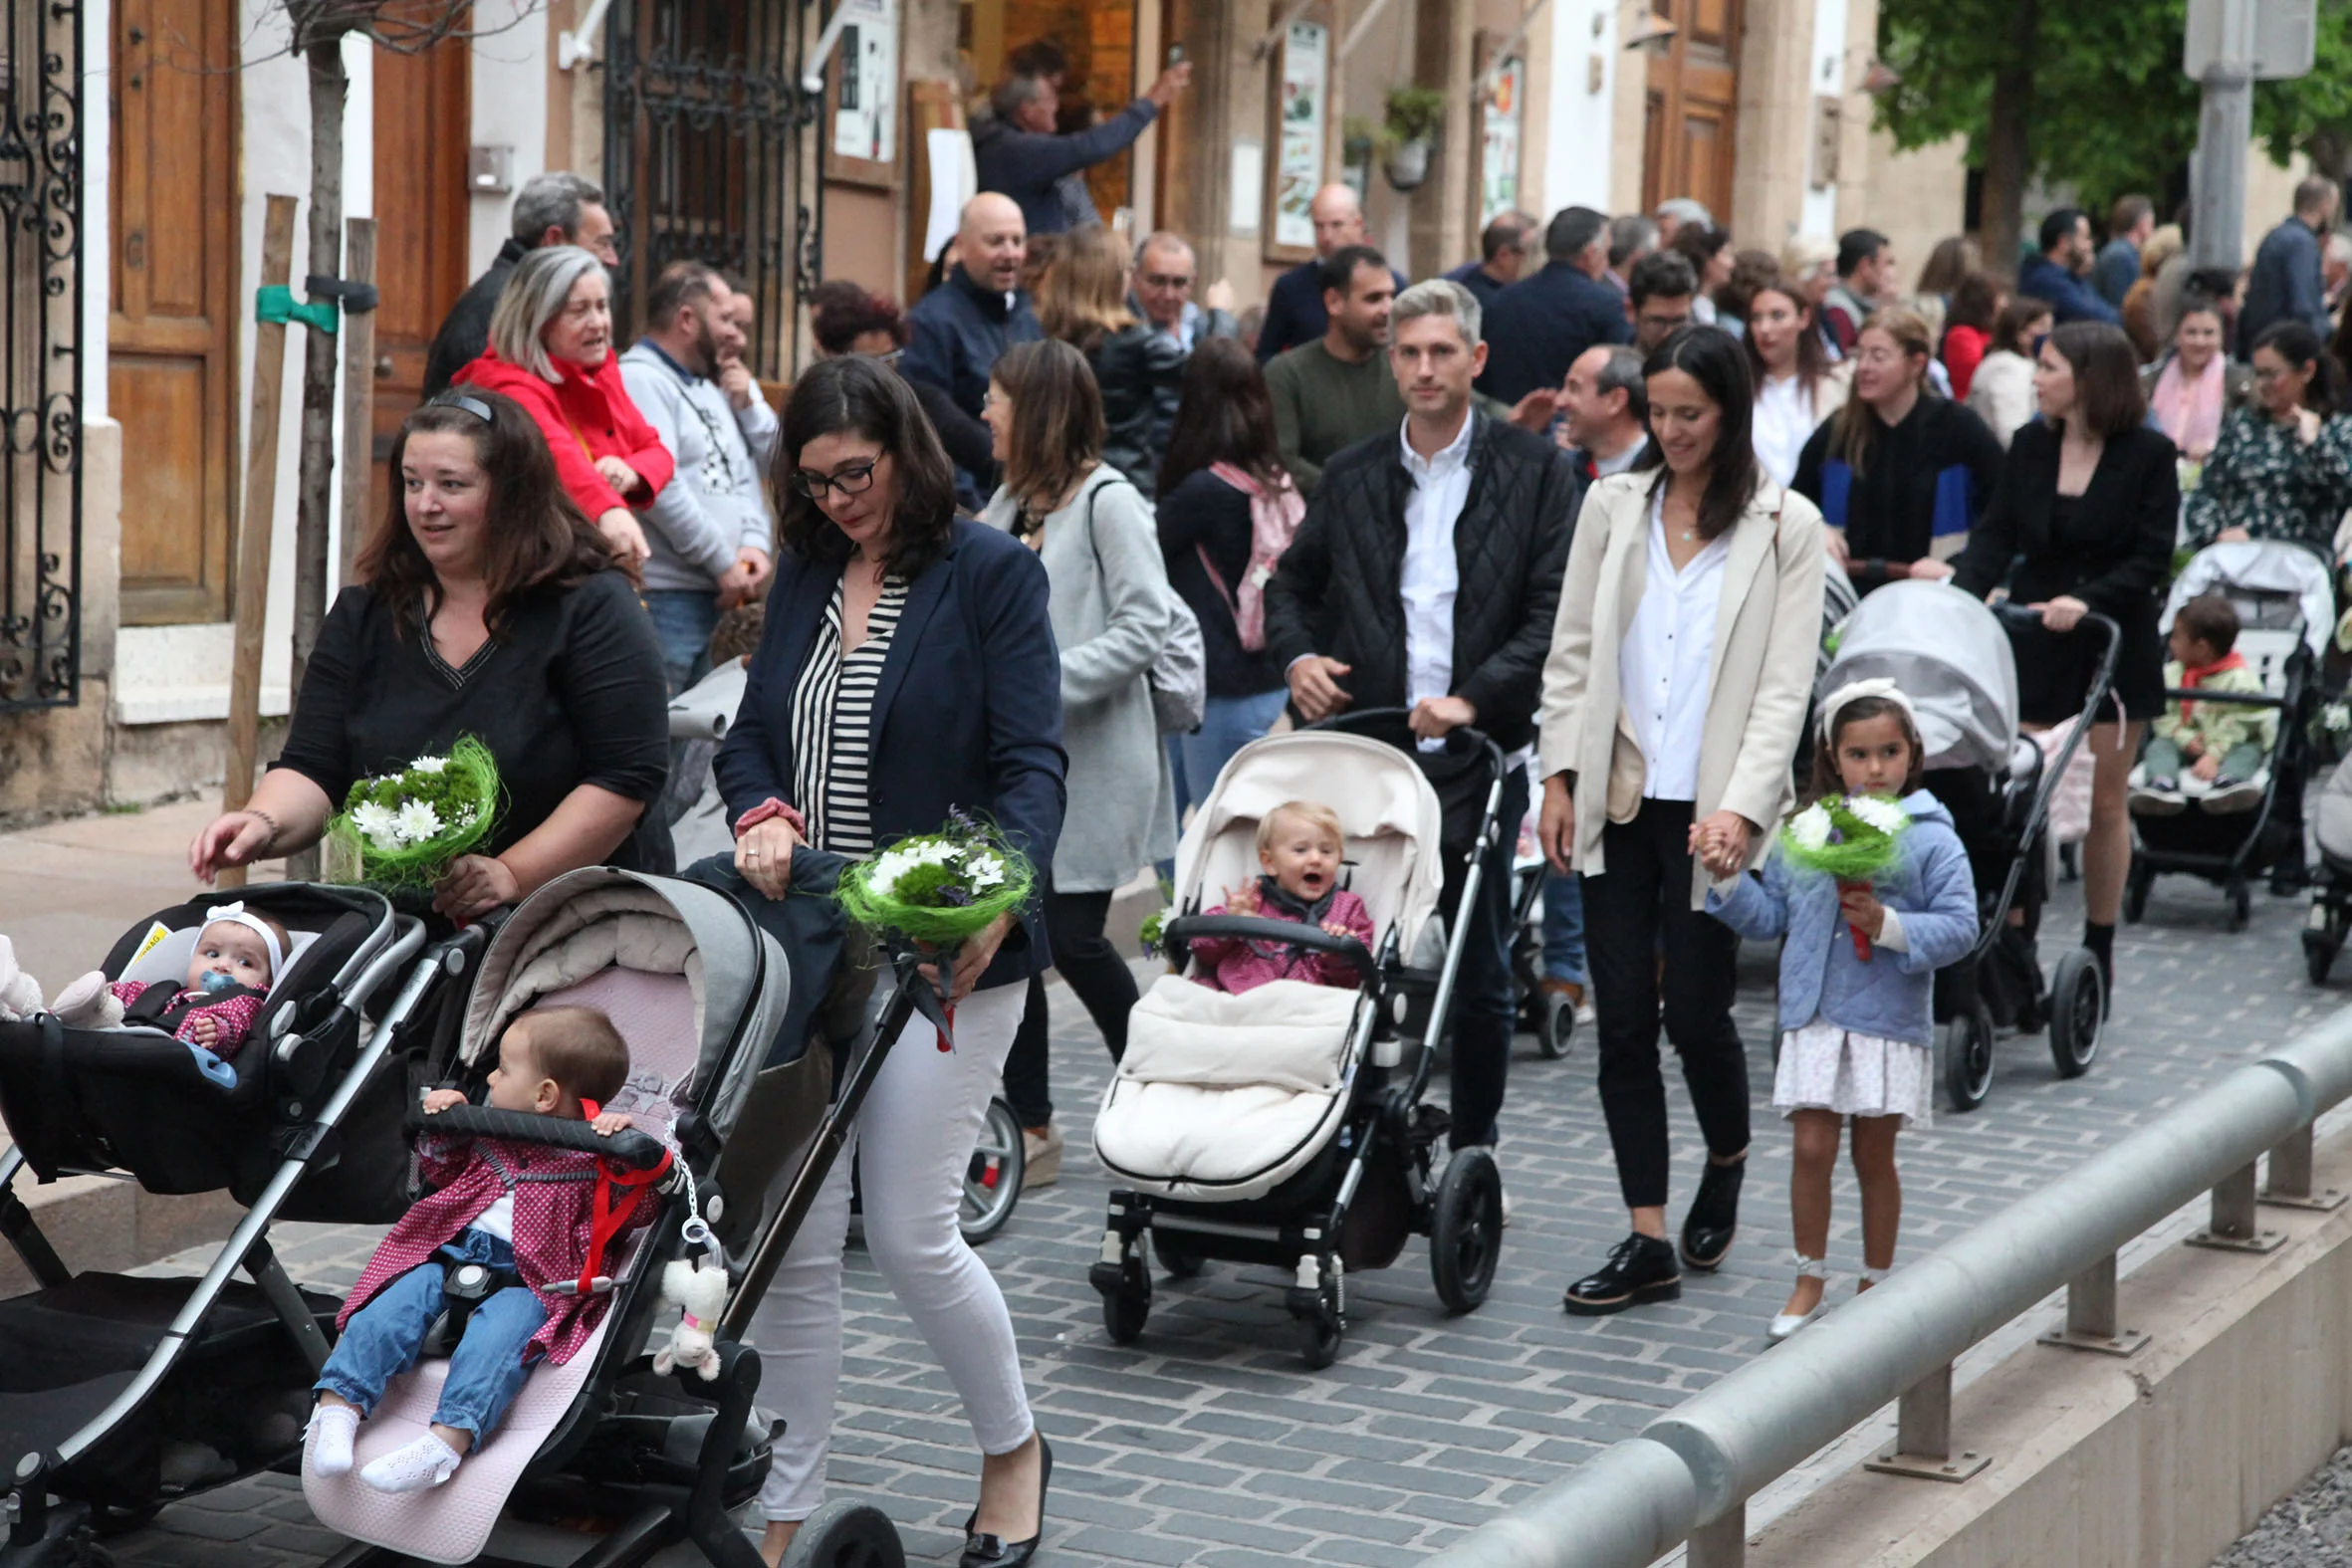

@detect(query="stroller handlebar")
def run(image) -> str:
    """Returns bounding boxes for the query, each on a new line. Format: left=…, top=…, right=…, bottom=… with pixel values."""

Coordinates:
left=1161, top=915, right=1379, bottom=981
left=407, top=1102, right=672, bottom=1172
left=1302, top=706, right=1508, bottom=771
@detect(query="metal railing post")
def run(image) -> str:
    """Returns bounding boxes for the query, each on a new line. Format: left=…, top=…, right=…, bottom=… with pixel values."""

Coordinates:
left=1686, top=1503, right=1746, bottom=1568
left=2188, top=1160, right=2285, bottom=1252
left=2261, top=1121, right=2347, bottom=1211
left=2035, top=1250, right=2149, bottom=1356
left=1863, top=1362, right=1988, bottom=1482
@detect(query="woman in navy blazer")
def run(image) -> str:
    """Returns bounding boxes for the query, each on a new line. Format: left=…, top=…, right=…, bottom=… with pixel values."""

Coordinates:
left=713, top=357, right=1065, bottom=1568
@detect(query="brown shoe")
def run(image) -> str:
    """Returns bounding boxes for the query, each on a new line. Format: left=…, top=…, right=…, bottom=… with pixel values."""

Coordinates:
left=1538, top=978, right=1585, bottom=1008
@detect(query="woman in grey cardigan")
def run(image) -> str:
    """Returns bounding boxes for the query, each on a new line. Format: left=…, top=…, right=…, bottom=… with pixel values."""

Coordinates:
left=982, top=337, right=1177, bottom=1184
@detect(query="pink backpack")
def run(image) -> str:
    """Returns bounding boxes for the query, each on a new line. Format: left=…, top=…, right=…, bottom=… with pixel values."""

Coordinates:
left=1200, top=463, right=1305, bottom=652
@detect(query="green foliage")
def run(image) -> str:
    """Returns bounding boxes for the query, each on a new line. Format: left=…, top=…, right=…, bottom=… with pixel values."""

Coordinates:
left=1383, top=88, right=1448, bottom=146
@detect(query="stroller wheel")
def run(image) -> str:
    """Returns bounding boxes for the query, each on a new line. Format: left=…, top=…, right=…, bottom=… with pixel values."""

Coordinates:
left=1101, top=1255, right=1152, bottom=1344
left=1533, top=987, right=1575, bottom=1061
left=1294, top=1268, right=1345, bottom=1369
left=780, top=1500, right=906, bottom=1568
left=2047, top=949, right=2105, bottom=1079
left=1943, top=1005, right=1995, bottom=1113
left=2229, top=883, right=2252, bottom=933
left=1430, top=1146, right=1504, bottom=1313
left=958, top=1097, right=1025, bottom=1246
left=2306, top=927, right=2342, bottom=987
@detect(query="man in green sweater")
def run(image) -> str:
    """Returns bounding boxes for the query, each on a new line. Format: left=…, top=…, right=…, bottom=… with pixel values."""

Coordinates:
left=1266, top=244, right=1560, bottom=494
left=1266, top=246, right=1403, bottom=495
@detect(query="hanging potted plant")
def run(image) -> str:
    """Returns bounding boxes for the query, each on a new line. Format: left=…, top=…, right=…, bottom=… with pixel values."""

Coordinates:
left=1380, top=87, right=1446, bottom=192
left=1341, top=115, right=1379, bottom=174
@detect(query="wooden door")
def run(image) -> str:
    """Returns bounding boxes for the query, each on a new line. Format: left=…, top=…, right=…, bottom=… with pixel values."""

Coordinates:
left=369, top=33, right=472, bottom=530
left=111, top=0, right=239, bottom=625
left=1641, top=0, right=1739, bottom=220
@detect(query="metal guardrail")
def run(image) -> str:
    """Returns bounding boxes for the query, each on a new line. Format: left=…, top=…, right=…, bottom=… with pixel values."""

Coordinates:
left=1427, top=1007, right=2352, bottom=1568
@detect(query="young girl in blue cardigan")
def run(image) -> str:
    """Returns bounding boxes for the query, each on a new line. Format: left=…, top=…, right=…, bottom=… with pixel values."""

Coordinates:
left=1707, top=679, right=1979, bottom=1343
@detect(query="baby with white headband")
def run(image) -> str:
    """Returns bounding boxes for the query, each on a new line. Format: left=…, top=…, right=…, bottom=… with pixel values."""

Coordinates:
left=47, top=902, right=292, bottom=1088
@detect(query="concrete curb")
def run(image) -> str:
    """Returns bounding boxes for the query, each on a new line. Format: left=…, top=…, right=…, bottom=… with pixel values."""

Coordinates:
left=2, top=1149, right=241, bottom=1296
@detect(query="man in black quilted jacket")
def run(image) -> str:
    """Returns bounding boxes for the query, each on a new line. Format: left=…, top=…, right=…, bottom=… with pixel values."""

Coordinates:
left=1266, top=278, right=1585, bottom=1174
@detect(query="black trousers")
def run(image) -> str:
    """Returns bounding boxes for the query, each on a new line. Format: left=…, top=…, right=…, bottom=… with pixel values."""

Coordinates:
left=1440, top=766, right=1528, bottom=1151
left=1584, top=798, right=1752, bottom=1210
left=1001, top=885, right=1137, bottom=1127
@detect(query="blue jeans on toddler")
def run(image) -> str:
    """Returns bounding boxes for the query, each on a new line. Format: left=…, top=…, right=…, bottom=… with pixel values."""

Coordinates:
left=1541, top=870, right=1587, bottom=987
left=315, top=1228, right=547, bottom=1446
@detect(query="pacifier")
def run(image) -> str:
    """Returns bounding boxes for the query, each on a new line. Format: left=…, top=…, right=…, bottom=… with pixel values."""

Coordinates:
left=199, top=970, right=236, bottom=994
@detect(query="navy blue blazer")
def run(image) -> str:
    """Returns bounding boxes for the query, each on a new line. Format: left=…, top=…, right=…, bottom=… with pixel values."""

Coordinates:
left=715, top=519, right=1069, bottom=988
left=1474, top=262, right=1634, bottom=404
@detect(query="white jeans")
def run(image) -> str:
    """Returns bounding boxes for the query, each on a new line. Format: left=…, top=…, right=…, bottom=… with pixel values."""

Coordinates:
left=753, top=979, right=1035, bottom=1520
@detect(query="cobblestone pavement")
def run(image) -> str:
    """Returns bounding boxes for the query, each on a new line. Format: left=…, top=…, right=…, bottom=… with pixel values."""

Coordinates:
left=105, top=859, right=2342, bottom=1568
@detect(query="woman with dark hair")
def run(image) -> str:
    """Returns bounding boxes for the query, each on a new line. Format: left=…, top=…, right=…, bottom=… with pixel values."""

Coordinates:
left=808, top=281, right=997, bottom=489
left=2185, top=319, right=2352, bottom=552
left=1966, top=294, right=2056, bottom=448
left=1745, top=273, right=1848, bottom=485
left=1155, top=337, right=1299, bottom=820
left=978, top=336, right=1176, bottom=1183
left=188, top=391, right=671, bottom=915
left=1939, top=270, right=2006, bottom=400
left=2141, top=293, right=2252, bottom=466
left=713, top=354, right=1064, bottom=1568
left=1956, top=321, right=2177, bottom=976
left=1793, top=307, right=2005, bottom=593
left=1536, top=325, right=1827, bottom=1316
left=1672, top=224, right=1735, bottom=325
left=1712, top=248, right=1781, bottom=341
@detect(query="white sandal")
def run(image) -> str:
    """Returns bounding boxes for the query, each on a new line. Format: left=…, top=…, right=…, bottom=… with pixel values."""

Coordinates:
left=1860, top=1264, right=1892, bottom=1289
left=1767, top=1254, right=1829, bottom=1343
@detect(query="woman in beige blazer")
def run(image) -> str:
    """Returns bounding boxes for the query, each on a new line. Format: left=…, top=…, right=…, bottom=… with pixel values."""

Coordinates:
left=1535, top=326, right=1827, bottom=1318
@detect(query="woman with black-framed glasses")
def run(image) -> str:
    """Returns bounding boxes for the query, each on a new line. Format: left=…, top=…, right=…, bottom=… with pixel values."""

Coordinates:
left=711, top=354, right=1065, bottom=1568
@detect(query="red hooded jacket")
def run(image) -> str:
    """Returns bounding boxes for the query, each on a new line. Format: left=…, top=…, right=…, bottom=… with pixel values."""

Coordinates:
left=454, top=347, right=675, bottom=523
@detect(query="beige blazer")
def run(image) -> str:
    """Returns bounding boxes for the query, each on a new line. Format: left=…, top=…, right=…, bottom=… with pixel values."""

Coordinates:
left=1537, top=472, right=1827, bottom=906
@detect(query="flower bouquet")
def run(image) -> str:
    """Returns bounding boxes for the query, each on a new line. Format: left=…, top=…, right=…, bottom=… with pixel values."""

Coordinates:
left=1780, top=793, right=1911, bottom=960
left=837, top=811, right=1034, bottom=946
left=324, top=738, right=503, bottom=890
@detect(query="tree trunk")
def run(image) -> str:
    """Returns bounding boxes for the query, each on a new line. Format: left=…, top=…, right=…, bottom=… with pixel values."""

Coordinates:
left=290, top=30, right=348, bottom=881
left=1979, top=0, right=2036, bottom=274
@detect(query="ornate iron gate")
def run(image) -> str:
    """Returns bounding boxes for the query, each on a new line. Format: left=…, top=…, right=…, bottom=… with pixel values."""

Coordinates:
left=601, top=0, right=823, bottom=382
left=0, top=0, right=82, bottom=711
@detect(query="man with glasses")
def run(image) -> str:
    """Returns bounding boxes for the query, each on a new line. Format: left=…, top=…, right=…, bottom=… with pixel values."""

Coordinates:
left=620, top=262, right=775, bottom=695
left=1132, top=231, right=1238, bottom=351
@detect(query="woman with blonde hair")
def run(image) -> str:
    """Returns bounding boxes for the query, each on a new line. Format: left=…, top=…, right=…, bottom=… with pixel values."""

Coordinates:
left=2121, top=224, right=2187, bottom=362
left=1793, top=308, right=2004, bottom=594
left=1036, top=227, right=1186, bottom=496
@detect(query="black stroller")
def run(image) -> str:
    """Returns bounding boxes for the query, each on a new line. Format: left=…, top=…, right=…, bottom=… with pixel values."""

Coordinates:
left=1087, top=709, right=1511, bottom=1369
left=0, top=867, right=948, bottom=1568
left=1816, top=583, right=2117, bottom=1113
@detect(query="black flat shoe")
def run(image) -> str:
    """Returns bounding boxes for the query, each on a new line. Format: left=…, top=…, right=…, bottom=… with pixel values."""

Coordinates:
left=961, top=1435, right=1053, bottom=1568
left=1680, top=1155, right=1746, bottom=1272
left=1563, top=1232, right=1681, bottom=1315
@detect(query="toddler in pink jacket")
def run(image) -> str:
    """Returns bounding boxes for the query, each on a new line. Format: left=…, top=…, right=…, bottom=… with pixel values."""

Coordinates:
left=1190, top=800, right=1375, bottom=994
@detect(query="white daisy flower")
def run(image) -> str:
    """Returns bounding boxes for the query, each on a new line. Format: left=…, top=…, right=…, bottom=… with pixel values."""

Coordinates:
left=1848, top=795, right=1910, bottom=835
left=353, top=800, right=402, bottom=853
left=411, top=756, right=448, bottom=775
left=1788, top=804, right=1833, bottom=853
left=968, top=852, right=1006, bottom=890
left=391, top=799, right=443, bottom=845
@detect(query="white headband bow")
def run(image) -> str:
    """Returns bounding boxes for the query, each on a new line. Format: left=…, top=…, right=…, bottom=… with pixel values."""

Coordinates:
left=1818, top=677, right=1918, bottom=743
left=204, top=901, right=286, bottom=980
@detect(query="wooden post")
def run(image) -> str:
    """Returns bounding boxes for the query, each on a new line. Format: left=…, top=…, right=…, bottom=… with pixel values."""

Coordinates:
left=221, top=193, right=300, bottom=891
left=337, top=217, right=378, bottom=587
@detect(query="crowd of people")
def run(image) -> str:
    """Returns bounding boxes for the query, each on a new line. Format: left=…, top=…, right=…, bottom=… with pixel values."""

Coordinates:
left=149, top=70, right=2352, bottom=1564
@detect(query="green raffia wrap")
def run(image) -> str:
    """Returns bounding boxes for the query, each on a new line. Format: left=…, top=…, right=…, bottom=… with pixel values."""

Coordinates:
left=834, top=820, right=1036, bottom=947
left=1776, top=793, right=1911, bottom=882
left=324, top=737, right=504, bottom=890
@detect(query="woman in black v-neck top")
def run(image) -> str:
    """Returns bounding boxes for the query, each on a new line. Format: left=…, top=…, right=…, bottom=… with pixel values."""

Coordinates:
left=188, top=393, right=669, bottom=919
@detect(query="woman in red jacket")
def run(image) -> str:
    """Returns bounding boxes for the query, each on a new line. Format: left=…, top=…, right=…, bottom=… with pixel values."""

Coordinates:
left=454, top=245, right=670, bottom=566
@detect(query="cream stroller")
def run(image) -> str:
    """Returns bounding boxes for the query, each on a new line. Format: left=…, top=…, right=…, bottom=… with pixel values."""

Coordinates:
left=1089, top=713, right=1511, bottom=1368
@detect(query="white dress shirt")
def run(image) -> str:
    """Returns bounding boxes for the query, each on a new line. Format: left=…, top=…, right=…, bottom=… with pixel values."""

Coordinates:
left=1751, top=372, right=1819, bottom=487
left=1620, top=485, right=1730, bottom=800
left=1592, top=437, right=1646, bottom=478
left=1400, top=412, right=1474, bottom=749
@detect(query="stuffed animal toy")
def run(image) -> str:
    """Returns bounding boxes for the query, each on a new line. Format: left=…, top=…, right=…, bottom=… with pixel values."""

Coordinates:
left=651, top=1256, right=730, bottom=1381
left=49, top=970, right=124, bottom=1029
left=0, top=938, right=43, bottom=1023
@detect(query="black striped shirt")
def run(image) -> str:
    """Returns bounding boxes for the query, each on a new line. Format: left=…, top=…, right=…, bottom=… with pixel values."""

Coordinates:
left=788, top=574, right=908, bottom=854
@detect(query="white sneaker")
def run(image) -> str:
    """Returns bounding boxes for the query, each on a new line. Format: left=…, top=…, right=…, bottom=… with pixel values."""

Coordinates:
left=305, top=1404, right=358, bottom=1477
left=359, top=1432, right=463, bottom=1493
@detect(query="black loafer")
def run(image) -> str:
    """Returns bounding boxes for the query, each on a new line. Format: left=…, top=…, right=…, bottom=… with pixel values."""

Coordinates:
left=1680, top=1155, right=1746, bottom=1272
left=1563, top=1232, right=1681, bottom=1315
left=961, top=1435, right=1053, bottom=1568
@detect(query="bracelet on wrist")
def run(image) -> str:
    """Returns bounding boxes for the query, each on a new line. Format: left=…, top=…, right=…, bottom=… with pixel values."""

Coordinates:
left=246, top=808, right=281, bottom=852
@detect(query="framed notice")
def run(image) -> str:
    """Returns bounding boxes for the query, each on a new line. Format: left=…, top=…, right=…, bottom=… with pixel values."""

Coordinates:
left=1266, top=18, right=1330, bottom=261
left=825, top=0, right=899, bottom=189
left=1477, top=42, right=1525, bottom=227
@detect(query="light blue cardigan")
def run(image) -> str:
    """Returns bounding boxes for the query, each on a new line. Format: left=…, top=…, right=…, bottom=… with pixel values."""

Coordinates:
left=1706, top=789, right=1980, bottom=1047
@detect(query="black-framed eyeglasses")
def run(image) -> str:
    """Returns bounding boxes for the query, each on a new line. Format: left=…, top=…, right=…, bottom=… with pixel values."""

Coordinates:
left=791, top=459, right=880, bottom=498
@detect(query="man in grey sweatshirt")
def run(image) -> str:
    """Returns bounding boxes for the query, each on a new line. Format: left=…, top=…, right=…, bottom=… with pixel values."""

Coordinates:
left=619, top=262, right=776, bottom=695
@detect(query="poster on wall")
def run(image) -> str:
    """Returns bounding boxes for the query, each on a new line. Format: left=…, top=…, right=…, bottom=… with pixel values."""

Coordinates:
left=1479, top=54, right=1524, bottom=225
left=827, top=0, right=897, bottom=186
left=1271, top=19, right=1329, bottom=255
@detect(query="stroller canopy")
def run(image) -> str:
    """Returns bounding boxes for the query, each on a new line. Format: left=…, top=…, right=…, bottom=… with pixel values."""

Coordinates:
left=1175, top=731, right=1445, bottom=955
left=1821, top=579, right=2019, bottom=774
left=2163, top=539, right=2335, bottom=658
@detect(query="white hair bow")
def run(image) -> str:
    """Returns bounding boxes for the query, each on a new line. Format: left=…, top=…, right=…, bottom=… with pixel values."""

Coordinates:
left=1817, top=676, right=1918, bottom=742
left=204, top=901, right=286, bottom=980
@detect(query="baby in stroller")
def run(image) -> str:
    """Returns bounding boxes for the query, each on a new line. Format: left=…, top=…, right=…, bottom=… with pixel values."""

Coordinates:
left=1190, top=799, right=1377, bottom=993
left=2130, top=593, right=2273, bottom=816
left=306, top=1004, right=660, bottom=1494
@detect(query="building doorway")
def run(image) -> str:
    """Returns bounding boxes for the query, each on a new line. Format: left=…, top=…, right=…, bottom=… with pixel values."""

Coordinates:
left=964, top=0, right=1140, bottom=228
left=1641, top=0, right=1739, bottom=221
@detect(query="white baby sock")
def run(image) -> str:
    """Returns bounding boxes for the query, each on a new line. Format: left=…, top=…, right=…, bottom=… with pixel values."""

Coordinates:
left=358, top=1432, right=464, bottom=1493
left=305, top=1404, right=358, bottom=1477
